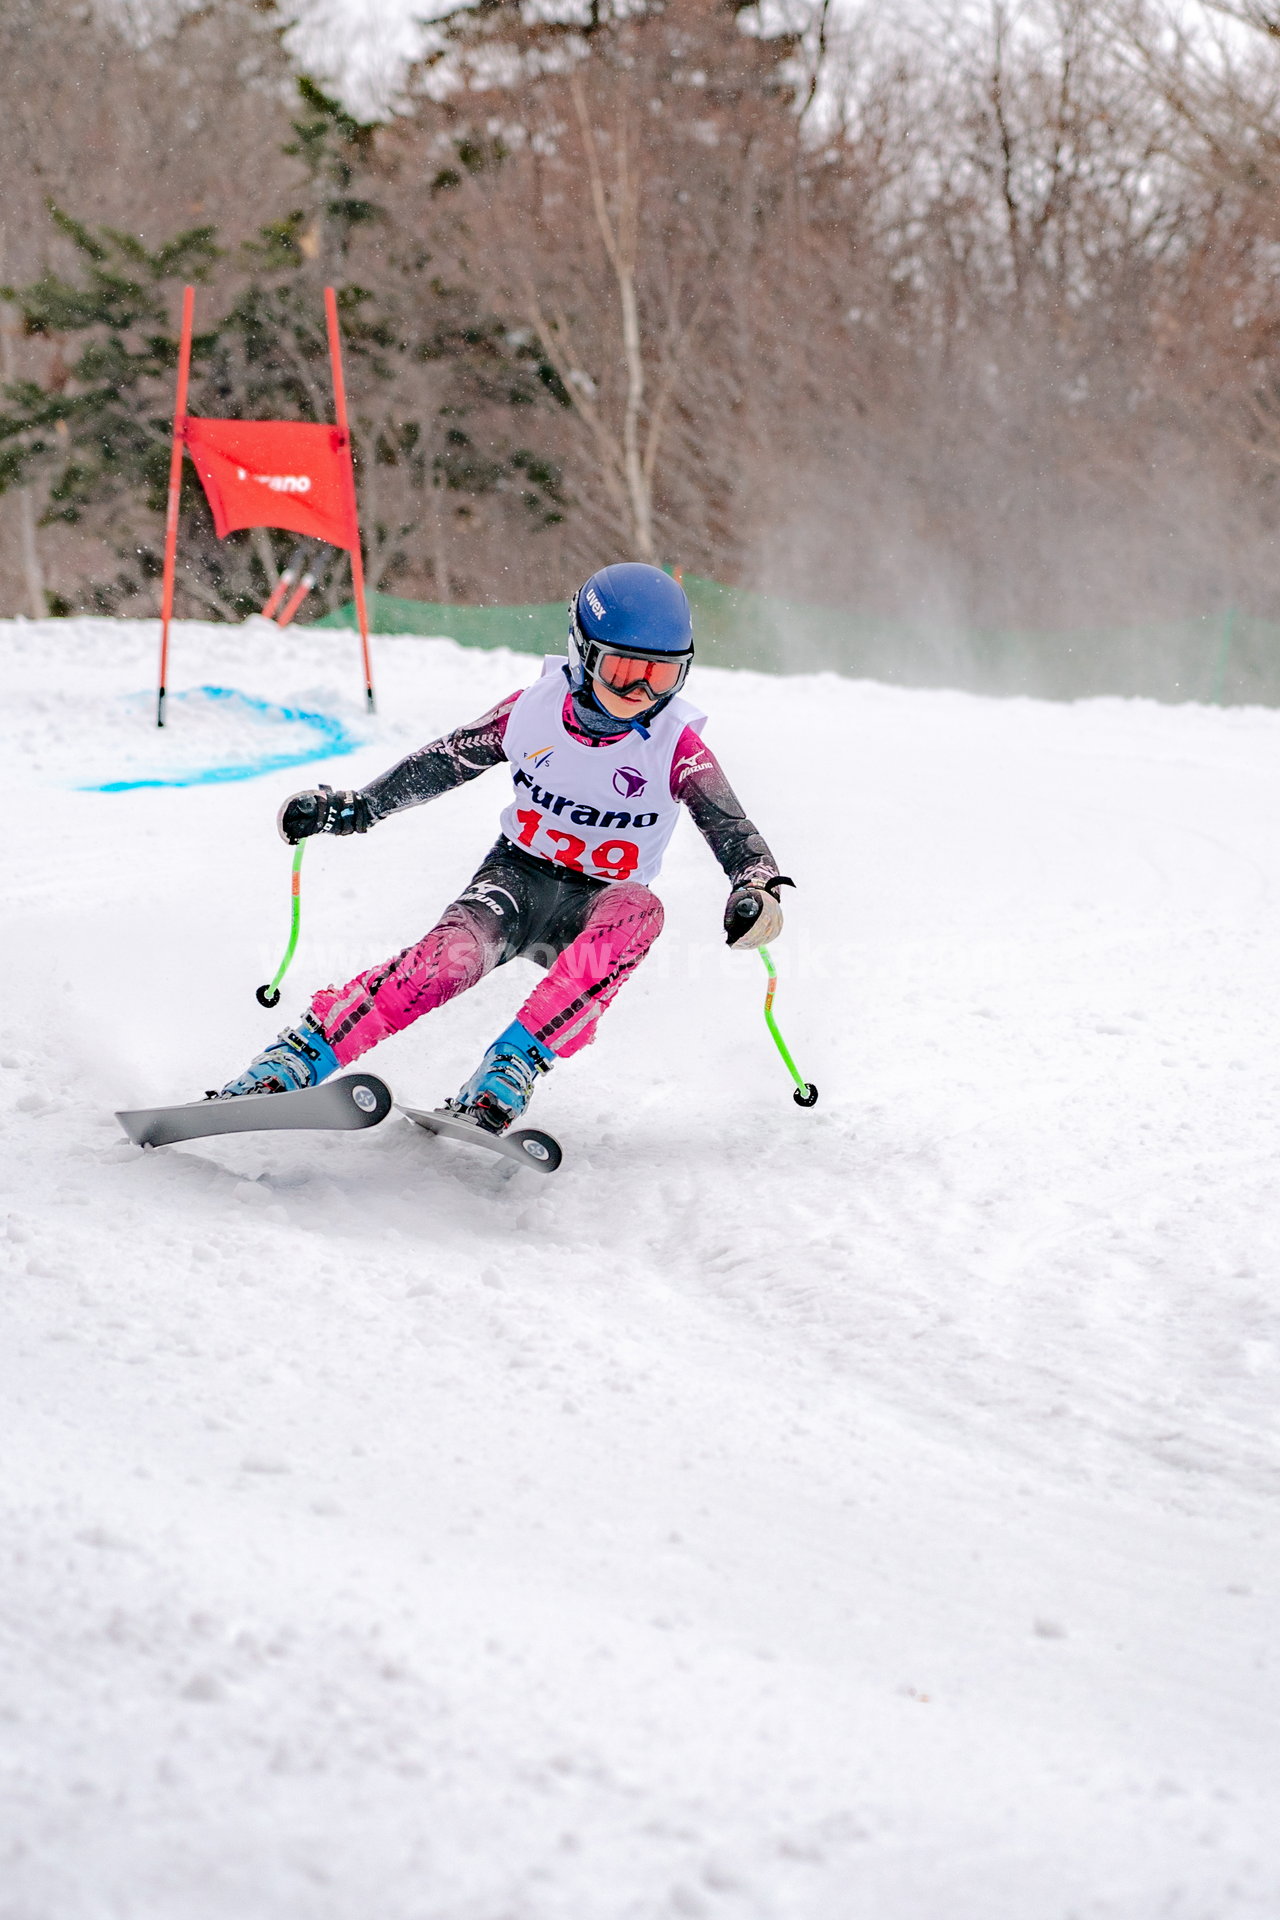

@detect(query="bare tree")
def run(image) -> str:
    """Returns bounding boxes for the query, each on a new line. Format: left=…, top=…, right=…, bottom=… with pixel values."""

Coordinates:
left=403, top=0, right=803, bottom=575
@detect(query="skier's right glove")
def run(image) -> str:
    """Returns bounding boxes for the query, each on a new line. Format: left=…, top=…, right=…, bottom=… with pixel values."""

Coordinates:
left=277, top=784, right=372, bottom=844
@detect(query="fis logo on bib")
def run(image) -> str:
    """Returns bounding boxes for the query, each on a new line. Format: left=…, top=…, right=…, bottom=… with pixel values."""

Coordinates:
left=525, top=744, right=555, bottom=770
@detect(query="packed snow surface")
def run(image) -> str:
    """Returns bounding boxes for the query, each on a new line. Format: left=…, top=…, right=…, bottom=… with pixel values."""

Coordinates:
left=2, top=616, right=1278, bottom=1919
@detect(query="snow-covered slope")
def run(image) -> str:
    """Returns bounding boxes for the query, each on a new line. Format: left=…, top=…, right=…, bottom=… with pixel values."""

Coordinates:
left=2, top=616, right=1278, bottom=1919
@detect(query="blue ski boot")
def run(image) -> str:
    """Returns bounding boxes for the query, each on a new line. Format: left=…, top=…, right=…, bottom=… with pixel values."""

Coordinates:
left=217, top=1015, right=339, bottom=1098
left=451, top=1019, right=554, bottom=1134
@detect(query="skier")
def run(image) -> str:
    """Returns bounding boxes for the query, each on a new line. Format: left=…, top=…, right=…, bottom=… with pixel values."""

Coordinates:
left=218, top=563, right=792, bottom=1133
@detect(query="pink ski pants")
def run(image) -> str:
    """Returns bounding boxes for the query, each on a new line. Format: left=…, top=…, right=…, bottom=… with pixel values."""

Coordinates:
left=309, top=838, right=664, bottom=1064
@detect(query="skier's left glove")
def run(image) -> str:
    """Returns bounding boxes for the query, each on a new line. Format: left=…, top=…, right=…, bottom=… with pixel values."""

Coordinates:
left=724, top=876, right=793, bottom=950
left=277, top=784, right=372, bottom=844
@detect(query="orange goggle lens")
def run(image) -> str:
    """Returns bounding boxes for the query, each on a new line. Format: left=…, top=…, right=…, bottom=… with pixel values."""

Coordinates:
left=596, top=652, right=685, bottom=695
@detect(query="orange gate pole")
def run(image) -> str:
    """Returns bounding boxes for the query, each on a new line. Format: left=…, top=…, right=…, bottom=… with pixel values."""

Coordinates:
left=325, top=286, right=375, bottom=713
left=157, top=284, right=195, bottom=728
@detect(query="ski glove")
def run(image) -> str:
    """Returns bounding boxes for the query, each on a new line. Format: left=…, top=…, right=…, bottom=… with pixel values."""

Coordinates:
left=277, top=784, right=372, bottom=844
left=724, top=877, right=793, bottom=950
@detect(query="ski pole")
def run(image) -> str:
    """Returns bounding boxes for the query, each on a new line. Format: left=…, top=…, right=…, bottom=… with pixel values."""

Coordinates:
left=256, top=840, right=306, bottom=1008
left=758, top=945, right=818, bottom=1107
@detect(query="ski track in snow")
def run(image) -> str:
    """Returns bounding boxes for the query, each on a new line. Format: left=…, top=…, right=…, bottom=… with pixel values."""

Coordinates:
left=2, top=616, right=1278, bottom=1919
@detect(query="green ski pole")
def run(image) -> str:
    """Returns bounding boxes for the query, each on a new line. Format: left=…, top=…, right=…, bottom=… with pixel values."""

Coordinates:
left=758, top=945, right=818, bottom=1107
left=256, top=840, right=306, bottom=1008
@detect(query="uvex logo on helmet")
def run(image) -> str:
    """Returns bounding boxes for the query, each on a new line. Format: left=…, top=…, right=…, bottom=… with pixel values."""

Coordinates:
left=584, top=585, right=607, bottom=620
left=613, top=766, right=646, bottom=798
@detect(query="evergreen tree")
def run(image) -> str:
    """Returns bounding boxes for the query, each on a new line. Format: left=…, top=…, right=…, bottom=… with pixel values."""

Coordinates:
left=0, top=80, right=563, bottom=618
left=0, top=212, right=219, bottom=615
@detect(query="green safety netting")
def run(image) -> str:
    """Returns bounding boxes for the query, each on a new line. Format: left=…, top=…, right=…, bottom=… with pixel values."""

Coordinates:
left=313, top=579, right=1280, bottom=705
left=311, top=576, right=822, bottom=671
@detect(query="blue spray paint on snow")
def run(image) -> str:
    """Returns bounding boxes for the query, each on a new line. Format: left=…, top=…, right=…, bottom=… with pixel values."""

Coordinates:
left=82, top=686, right=361, bottom=793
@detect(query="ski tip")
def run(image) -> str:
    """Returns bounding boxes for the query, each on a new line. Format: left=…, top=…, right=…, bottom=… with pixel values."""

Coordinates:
left=508, top=1128, right=562, bottom=1173
left=113, top=1072, right=393, bottom=1150
left=337, top=1073, right=394, bottom=1126
left=397, top=1104, right=563, bottom=1173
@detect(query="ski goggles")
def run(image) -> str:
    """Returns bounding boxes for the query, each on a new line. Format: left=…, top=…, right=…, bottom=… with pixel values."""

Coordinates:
left=594, top=650, right=688, bottom=697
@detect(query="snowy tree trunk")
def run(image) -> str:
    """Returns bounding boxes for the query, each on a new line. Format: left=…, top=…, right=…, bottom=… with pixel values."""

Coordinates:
left=15, top=488, right=45, bottom=621
left=0, top=238, right=46, bottom=620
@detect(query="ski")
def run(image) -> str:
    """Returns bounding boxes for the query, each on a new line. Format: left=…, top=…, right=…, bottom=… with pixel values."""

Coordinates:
left=116, top=1073, right=394, bottom=1150
left=398, top=1102, right=563, bottom=1174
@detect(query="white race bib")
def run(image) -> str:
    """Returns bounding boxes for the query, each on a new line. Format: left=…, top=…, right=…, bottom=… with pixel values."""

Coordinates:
left=498, top=660, right=706, bottom=885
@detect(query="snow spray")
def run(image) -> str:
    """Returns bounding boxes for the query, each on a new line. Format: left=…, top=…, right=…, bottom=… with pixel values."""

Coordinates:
left=256, top=841, right=306, bottom=1008
left=758, top=947, right=818, bottom=1107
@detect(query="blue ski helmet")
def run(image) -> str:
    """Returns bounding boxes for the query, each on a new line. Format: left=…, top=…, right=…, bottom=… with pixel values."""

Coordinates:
left=567, top=563, right=694, bottom=722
